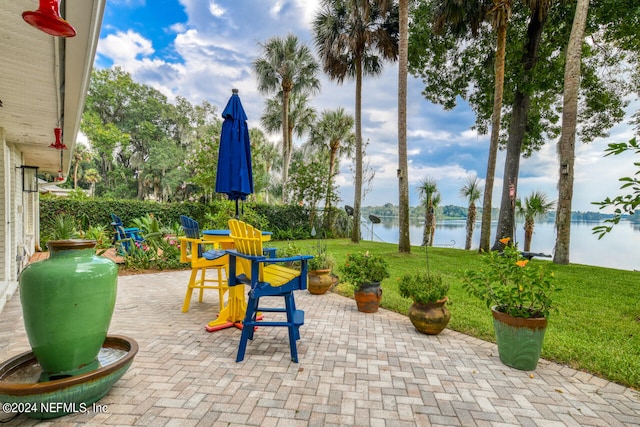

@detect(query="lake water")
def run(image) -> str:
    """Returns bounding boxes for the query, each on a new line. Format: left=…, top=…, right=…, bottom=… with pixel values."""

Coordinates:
left=361, top=217, right=640, bottom=271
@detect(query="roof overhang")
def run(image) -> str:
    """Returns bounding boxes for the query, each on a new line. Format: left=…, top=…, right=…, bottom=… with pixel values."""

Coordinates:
left=0, top=0, right=105, bottom=179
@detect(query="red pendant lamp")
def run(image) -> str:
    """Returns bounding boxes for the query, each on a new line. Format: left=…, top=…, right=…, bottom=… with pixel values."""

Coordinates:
left=22, top=0, right=77, bottom=38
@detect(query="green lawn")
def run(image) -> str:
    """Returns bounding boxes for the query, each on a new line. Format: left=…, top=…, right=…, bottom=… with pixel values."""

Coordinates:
left=270, top=239, right=640, bottom=390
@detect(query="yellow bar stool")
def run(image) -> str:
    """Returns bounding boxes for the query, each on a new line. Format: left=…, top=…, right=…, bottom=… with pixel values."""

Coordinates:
left=179, top=215, right=228, bottom=313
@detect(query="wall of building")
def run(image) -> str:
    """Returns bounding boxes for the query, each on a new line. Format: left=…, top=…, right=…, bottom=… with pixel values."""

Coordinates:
left=0, top=128, right=31, bottom=314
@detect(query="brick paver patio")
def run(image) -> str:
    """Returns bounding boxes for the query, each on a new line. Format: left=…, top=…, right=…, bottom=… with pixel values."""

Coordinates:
left=1, top=270, right=639, bottom=426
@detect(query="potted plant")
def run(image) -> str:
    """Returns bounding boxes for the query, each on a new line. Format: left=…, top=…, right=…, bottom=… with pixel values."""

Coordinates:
left=462, top=237, right=560, bottom=370
left=307, top=246, right=337, bottom=295
left=339, top=251, right=390, bottom=313
left=399, top=272, right=450, bottom=335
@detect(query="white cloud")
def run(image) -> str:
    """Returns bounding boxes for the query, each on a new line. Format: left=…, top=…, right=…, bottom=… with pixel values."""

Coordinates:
left=292, top=0, right=321, bottom=30
left=269, top=1, right=284, bottom=17
left=170, top=22, right=187, bottom=33
left=97, top=30, right=154, bottom=65
left=208, top=1, right=225, bottom=17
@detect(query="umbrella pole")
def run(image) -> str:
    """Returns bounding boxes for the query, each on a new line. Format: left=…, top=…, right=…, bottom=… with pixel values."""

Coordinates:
left=235, top=199, right=239, bottom=219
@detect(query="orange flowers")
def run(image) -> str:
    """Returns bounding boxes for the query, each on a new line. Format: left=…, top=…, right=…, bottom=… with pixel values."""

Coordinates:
left=462, top=236, right=559, bottom=318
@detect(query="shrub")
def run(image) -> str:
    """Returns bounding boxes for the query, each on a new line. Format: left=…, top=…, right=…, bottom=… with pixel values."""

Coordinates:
left=398, top=273, right=449, bottom=304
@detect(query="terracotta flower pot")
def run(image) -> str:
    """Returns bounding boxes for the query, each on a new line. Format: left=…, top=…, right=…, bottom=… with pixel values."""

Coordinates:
left=408, top=297, right=450, bottom=335
left=354, top=282, right=382, bottom=313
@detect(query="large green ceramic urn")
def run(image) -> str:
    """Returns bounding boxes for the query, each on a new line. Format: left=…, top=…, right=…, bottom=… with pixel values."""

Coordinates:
left=19, top=240, right=118, bottom=380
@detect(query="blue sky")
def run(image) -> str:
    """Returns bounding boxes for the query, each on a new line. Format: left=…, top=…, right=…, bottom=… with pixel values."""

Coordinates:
left=94, top=0, right=638, bottom=212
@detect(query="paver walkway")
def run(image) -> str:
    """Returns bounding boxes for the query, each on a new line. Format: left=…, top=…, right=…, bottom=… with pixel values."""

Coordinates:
left=1, top=270, right=639, bottom=426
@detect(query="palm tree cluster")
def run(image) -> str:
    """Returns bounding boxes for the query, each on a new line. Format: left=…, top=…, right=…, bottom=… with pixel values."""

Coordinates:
left=253, top=34, right=320, bottom=204
left=313, top=0, right=399, bottom=243
left=249, top=0, right=399, bottom=242
left=253, top=35, right=357, bottom=223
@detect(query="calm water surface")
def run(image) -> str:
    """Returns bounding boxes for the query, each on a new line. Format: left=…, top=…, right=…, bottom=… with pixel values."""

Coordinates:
left=361, top=218, right=640, bottom=271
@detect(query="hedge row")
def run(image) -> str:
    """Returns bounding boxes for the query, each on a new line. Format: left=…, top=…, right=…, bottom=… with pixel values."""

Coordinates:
left=39, top=198, right=323, bottom=242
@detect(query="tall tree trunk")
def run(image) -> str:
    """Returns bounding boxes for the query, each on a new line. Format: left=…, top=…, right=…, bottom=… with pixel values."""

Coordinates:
left=466, top=203, right=476, bottom=250
left=265, top=164, right=270, bottom=204
left=422, top=201, right=431, bottom=246
left=429, top=212, right=436, bottom=247
left=137, top=171, right=144, bottom=200
left=351, top=59, right=363, bottom=243
left=281, top=88, right=291, bottom=204
left=554, top=0, right=589, bottom=264
left=323, top=147, right=338, bottom=230
left=524, top=219, right=534, bottom=251
left=492, top=9, right=546, bottom=251
left=398, top=0, right=411, bottom=253
left=479, top=15, right=508, bottom=253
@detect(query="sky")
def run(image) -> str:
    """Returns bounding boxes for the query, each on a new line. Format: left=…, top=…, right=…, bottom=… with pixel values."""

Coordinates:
left=94, top=0, right=639, bottom=212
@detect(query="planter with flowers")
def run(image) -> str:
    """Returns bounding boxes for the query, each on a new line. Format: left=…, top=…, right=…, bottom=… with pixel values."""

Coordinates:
left=339, top=251, right=390, bottom=313
left=307, top=246, right=337, bottom=295
left=462, top=237, right=559, bottom=370
left=399, top=272, right=450, bottom=335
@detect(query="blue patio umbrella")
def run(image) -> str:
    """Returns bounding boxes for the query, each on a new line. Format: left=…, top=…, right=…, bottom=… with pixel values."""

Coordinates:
left=215, top=89, right=254, bottom=218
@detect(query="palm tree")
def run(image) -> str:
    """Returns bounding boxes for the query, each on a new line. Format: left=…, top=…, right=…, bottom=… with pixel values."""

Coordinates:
left=84, top=168, right=102, bottom=197
left=516, top=190, right=554, bottom=252
left=253, top=34, right=320, bottom=203
left=479, top=0, right=511, bottom=253
left=72, top=143, right=93, bottom=189
left=260, top=91, right=317, bottom=202
left=430, top=0, right=507, bottom=253
left=307, top=108, right=355, bottom=228
left=432, top=0, right=488, bottom=36
left=460, top=176, right=483, bottom=250
left=252, top=138, right=281, bottom=204
left=554, top=0, right=590, bottom=264
left=418, top=177, right=439, bottom=246
left=427, top=193, right=441, bottom=247
left=492, top=0, right=553, bottom=251
left=313, top=0, right=399, bottom=243
left=397, top=0, right=410, bottom=254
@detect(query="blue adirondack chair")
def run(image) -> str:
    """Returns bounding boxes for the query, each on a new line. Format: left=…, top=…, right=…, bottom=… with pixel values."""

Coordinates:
left=227, top=219, right=313, bottom=363
left=110, top=213, right=144, bottom=254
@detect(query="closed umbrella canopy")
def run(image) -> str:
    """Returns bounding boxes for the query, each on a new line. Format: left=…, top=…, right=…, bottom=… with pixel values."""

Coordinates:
left=215, top=89, right=254, bottom=216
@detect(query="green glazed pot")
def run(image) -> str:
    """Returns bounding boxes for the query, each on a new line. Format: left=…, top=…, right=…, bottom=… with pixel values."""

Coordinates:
left=19, top=240, right=118, bottom=378
left=491, top=307, right=547, bottom=371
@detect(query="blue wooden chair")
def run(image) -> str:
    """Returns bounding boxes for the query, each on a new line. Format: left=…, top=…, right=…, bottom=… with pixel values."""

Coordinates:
left=179, top=215, right=228, bottom=313
left=110, top=213, right=144, bottom=254
left=227, top=219, right=312, bottom=363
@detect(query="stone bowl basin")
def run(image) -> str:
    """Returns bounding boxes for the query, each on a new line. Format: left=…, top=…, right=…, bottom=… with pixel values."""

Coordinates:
left=0, top=335, right=138, bottom=419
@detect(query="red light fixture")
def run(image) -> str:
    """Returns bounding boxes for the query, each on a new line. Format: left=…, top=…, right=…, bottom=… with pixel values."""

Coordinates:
left=22, top=0, right=77, bottom=38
